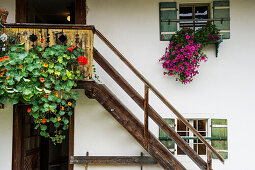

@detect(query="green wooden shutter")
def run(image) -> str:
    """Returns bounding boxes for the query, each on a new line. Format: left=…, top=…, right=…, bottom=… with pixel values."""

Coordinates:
left=213, top=1, right=230, bottom=39
left=159, top=2, right=177, bottom=41
left=211, top=119, right=228, bottom=159
left=159, top=119, right=175, bottom=154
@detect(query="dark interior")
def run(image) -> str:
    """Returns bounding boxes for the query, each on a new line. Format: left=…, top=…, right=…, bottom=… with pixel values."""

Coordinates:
left=27, top=0, right=75, bottom=24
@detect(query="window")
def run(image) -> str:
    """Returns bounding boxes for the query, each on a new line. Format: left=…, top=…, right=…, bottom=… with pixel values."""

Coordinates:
left=177, top=119, right=207, bottom=155
left=159, top=1, right=230, bottom=41
left=179, top=4, right=210, bottom=31
left=159, top=118, right=228, bottom=159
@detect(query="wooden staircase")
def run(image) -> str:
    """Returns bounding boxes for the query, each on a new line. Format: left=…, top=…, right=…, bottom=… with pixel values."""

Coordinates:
left=78, top=29, right=225, bottom=170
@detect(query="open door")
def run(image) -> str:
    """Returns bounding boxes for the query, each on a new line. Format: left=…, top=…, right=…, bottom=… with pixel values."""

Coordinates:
left=12, top=0, right=86, bottom=170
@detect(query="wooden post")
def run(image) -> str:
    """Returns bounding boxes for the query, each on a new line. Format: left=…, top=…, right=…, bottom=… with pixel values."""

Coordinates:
left=85, top=152, right=89, bottom=170
left=207, top=149, right=212, bottom=170
left=144, top=85, right=149, bottom=150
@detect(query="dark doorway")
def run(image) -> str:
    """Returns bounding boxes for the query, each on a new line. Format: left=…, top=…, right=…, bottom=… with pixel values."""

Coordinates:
left=12, top=105, right=70, bottom=170
left=27, top=0, right=75, bottom=24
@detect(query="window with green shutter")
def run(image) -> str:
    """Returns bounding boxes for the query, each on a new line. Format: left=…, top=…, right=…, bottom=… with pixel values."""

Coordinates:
left=159, top=1, right=230, bottom=41
left=159, top=119, right=175, bottom=154
left=213, top=1, right=230, bottom=39
left=159, top=2, right=178, bottom=41
left=159, top=118, right=228, bottom=158
left=211, top=119, right=228, bottom=159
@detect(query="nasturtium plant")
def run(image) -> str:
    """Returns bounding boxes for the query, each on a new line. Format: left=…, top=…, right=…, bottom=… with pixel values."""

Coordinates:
left=160, top=23, right=221, bottom=84
left=0, top=43, right=88, bottom=143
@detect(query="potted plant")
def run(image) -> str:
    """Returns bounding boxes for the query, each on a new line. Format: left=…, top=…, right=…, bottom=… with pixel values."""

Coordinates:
left=0, top=9, right=9, bottom=23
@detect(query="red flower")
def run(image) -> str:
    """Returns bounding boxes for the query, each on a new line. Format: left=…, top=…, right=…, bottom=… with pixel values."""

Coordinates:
left=78, top=56, right=88, bottom=66
left=42, top=119, right=47, bottom=124
left=72, top=45, right=76, bottom=49
left=67, top=47, right=73, bottom=52
left=0, top=57, right=3, bottom=62
left=27, top=108, right=31, bottom=113
left=4, top=56, right=9, bottom=60
left=44, top=94, right=48, bottom=98
left=41, top=38, right=45, bottom=42
left=40, top=78, right=45, bottom=82
left=41, top=69, right=43, bottom=73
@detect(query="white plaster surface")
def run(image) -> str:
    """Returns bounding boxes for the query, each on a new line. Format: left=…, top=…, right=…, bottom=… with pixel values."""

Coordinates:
left=0, top=102, right=13, bottom=170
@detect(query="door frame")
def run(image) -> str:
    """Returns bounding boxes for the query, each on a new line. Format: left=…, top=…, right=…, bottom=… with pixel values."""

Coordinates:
left=15, top=0, right=87, bottom=24
left=13, top=0, right=86, bottom=169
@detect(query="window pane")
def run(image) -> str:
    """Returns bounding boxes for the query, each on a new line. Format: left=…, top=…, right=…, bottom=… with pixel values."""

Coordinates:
left=198, top=120, right=206, bottom=132
left=195, top=6, right=209, bottom=30
left=180, top=7, right=193, bottom=29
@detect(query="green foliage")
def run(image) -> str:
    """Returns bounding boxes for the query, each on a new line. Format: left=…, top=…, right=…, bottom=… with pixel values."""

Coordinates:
left=0, top=43, right=87, bottom=144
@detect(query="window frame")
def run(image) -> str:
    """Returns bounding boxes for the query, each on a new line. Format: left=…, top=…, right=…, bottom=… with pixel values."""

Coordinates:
left=176, top=119, right=209, bottom=156
left=178, top=3, right=211, bottom=31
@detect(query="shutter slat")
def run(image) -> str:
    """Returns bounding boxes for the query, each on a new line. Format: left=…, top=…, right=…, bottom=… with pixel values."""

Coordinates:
left=211, top=119, right=228, bottom=159
left=159, top=2, right=177, bottom=41
left=213, top=1, right=230, bottom=39
left=159, top=119, right=175, bottom=154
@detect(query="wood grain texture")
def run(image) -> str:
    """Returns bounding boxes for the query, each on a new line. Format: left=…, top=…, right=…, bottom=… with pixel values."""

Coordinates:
left=70, top=156, right=157, bottom=165
left=94, top=29, right=224, bottom=164
left=84, top=82, right=186, bottom=170
left=93, top=48, right=208, bottom=170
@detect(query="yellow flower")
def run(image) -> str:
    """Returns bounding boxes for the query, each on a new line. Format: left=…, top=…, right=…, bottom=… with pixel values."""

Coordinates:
left=6, top=76, right=9, bottom=80
left=55, top=93, right=59, bottom=97
left=57, top=117, right=61, bottom=122
left=61, top=106, right=64, bottom=110
left=43, top=63, right=49, bottom=67
left=68, top=102, right=72, bottom=106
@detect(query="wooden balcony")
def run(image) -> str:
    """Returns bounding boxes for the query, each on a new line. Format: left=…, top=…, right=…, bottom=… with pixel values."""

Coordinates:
left=4, top=23, right=95, bottom=77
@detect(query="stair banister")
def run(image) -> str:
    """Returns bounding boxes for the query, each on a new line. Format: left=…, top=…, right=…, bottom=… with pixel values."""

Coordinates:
left=94, top=29, right=224, bottom=163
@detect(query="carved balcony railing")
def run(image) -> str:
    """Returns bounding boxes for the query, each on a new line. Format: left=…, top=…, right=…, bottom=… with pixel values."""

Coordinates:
left=4, top=23, right=95, bottom=77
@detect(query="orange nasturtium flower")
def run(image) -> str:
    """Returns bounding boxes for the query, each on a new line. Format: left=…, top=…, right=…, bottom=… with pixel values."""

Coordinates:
left=68, top=102, right=72, bottom=106
left=61, top=106, right=64, bottom=110
left=42, top=119, right=47, bottom=124
left=6, top=76, right=9, bottom=80
left=19, top=64, right=23, bottom=68
left=4, top=56, right=9, bottom=60
left=0, top=73, right=4, bottom=77
left=44, top=94, right=48, bottom=98
left=40, top=78, right=45, bottom=82
left=43, top=63, right=48, bottom=67
left=72, top=45, right=76, bottom=49
left=0, top=57, right=3, bottom=62
left=27, top=108, right=31, bottom=113
left=57, top=117, right=61, bottom=122
left=55, top=93, right=59, bottom=97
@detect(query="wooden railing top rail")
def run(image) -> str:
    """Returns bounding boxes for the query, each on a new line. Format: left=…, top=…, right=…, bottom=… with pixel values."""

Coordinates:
left=95, top=29, right=224, bottom=163
left=4, top=23, right=95, bottom=30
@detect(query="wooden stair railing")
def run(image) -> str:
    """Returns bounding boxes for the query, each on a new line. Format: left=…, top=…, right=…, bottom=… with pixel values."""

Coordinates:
left=82, top=82, right=186, bottom=170
left=94, top=48, right=207, bottom=170
left=94, top=29, right=225, bottom=166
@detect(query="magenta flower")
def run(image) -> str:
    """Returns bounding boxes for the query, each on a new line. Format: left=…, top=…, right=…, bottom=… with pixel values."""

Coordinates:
left=170, top=41, right=173, bottom=45
left=180, top=48, right=184, bottom=52
left=171, top=51, right=175, bottom=55
left=186, top=35, right=190, bottom=39
left=197, top=44, right=201, bottom=48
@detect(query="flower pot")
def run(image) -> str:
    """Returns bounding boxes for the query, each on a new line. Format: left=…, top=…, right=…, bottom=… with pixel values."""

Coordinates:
left=0, top=9, right=9, bottom=23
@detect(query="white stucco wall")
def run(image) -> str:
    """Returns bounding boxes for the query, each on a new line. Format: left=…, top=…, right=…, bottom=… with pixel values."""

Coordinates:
left=1, top=0, right=254, bottom=170
left=0, top=0, right=15, bottom=23
left=0, top=102, right=13, bottom=170
left=83, top=0, right=255, bottom=169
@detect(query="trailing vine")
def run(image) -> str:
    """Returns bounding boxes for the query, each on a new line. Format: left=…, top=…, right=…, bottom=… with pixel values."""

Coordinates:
left=0, top=35, right=88, bottom=143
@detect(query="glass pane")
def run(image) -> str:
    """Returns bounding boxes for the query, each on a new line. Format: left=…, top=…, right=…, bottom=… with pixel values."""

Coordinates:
left=195, top=6, right=209, bottom=30
left=198, top=120, right=206, bottom=132
left=180, top=7, right=193, bottom=29
left=198, top=143, right=206, bottom=155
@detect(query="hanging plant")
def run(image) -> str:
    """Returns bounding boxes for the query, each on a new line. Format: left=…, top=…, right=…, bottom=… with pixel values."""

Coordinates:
left=0, top=9, right=8, bottom=24
left=0, top=42, right=88, bottom=144
left=160, top=23, right=221, bottom=84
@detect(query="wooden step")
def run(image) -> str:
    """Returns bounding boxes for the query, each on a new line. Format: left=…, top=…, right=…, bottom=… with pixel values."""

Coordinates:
left=86, top=82, right=186, bottom=170
left=93, top=48, right=208, bottom=170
